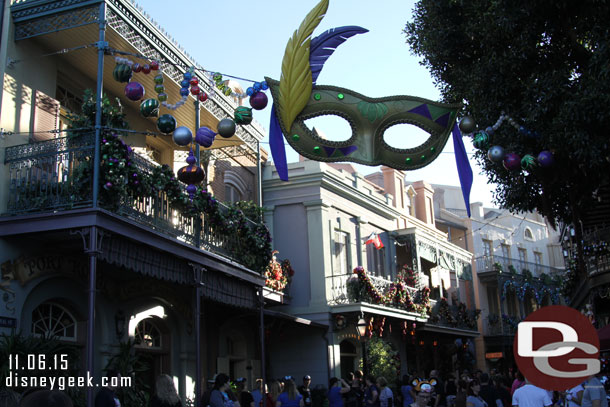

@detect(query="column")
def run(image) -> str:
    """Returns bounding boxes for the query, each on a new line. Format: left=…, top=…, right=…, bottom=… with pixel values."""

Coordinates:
left=304, top=199, right=332, bottom=309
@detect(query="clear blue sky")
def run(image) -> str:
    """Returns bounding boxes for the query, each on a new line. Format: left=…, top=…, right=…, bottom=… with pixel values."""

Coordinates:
left=142, top=0, right=496, bottom=207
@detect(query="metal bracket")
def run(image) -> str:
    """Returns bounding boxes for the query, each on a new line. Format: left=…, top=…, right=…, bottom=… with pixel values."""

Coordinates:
left=190, top=263, right=206, bottom=287
left=71, top=227, right=105, bottom=254
left=96, top=41, right=109, bottom=52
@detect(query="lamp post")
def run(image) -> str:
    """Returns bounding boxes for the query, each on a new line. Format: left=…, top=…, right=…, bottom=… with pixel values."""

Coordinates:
left=357, top=316, right=368, bottom=377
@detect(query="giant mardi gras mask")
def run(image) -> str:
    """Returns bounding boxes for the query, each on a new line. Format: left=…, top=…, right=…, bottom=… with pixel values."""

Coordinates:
left=268, top=0, right=473, bottom=215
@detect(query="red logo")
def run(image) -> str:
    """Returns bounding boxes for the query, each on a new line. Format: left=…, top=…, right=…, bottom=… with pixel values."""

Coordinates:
left=514, top=305, right=600, bottom=391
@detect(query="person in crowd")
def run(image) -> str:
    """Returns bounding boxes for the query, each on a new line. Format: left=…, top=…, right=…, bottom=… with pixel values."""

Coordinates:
left=268, top=380, right=283, bottom=407
left=202, top=374, right=218, bottom=407
left=492, top=376, right=510, bottom=407
left=466, top=380, right=487, bottom=407
left=252, top=379, right=265, bottom=407
left=478, top=373, right=500, bottom=407
left=19, top=389, right=73, bottom=407
left=564, top=382, right=584, bottom=407
left=299, top=375, right=313, bottom=407
left=346, top=372, right=364, bottom=407
left=402, top=375, right=416, bottom=407
left=509, top=373, right=524, bottom=397
left=150, top=374, right=181, bottom=407
left=445, top=374, right=457, bottom=407
left=430, top=371, right=445, bottom=407
left=95, top=369, right=121, bottom=407
left=328, top=377, right=351, bottom=407
left=364, top=375, right=380, bottom=407
left=236, top=377, right=255, bottom=407
left=209, top=373, right=231, bottom=407
left=277, top=377, right=304, bottom=407
left=581, top=373, right=608, bottom=407
left=511, top=379, right=552, bottom=407
left=227, top=386, right=241, bottom=407
left=411, top=384, right=434, bottom=407
left=454, top=380, right=468, bottom=407
left=377, top=377, right=394, bottom=407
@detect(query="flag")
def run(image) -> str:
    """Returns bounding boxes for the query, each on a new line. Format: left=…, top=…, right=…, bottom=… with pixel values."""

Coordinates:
left=365, top=232, right=384, bottom=249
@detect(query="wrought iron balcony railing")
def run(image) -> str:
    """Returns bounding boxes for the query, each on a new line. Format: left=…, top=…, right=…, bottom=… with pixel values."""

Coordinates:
left=475, top=255, right=561, bottom=277
left=327, top=273, right=420, bottom=308
left=3, top=136, right=268, bottom=272
left=485, top=313, right=519, bottom=336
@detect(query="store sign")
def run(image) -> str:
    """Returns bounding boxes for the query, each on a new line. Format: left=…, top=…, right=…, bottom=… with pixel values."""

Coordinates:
left=485, top=352, right=503, bottom=359
left=0, top=317, right=17, bottom=328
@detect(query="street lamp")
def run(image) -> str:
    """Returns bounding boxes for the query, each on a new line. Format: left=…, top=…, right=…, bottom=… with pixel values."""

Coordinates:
left=357, top=316, right=368, bottom=377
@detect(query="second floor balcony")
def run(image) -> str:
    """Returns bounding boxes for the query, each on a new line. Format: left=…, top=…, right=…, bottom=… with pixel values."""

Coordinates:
left=475, top=255, right=562, bottom=278
left=1, top=134, right=271, bottom=274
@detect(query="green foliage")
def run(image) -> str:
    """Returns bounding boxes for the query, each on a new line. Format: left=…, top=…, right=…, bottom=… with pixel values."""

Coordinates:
left=404, top=1, right=610, bottom=226
left=104, top=340, right=150, bottom=407
left=64, top=92, right=273, bottom=273
left=66, top=89, right=129, bottom=136
left=508, top=265, right=517, bottom=275
left=364, top=337, right=400, bottom=385
left=493, top=262, right=503, bottom=272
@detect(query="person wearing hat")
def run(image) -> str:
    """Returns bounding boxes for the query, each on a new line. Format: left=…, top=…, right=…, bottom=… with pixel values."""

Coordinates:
left=412, top=383, right=434, bottom=407
left=237, top=378, right=255, bottom=407
left=299, top=375, right=312, bottom=407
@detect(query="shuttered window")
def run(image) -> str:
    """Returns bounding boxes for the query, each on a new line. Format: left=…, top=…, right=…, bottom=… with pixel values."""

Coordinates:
left=31, top=90, right=60, bottom=142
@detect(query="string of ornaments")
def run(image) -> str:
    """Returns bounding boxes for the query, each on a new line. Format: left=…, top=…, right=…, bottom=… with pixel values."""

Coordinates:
left=112, top=57, right=269, bottom=199
left=458, top=114, right=555, bottom=172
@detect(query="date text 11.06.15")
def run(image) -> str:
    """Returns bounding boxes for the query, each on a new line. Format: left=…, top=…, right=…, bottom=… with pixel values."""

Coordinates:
left=8, top=354, right=68, bottom=371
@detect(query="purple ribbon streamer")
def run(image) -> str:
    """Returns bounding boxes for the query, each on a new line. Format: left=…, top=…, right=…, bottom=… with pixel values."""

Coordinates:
left=269, top=104, right=289, bottom=181
left=452, top=123, right=473, bottom=217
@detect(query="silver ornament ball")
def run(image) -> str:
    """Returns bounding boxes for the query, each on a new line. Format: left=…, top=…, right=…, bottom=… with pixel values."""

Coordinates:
left=459, top=116, right=476, bottom=134
left=217, top=118, right=236, bottom=138
left=173, top=126, right=193, bottom=146
left=487, top=145, right=505, bottom=163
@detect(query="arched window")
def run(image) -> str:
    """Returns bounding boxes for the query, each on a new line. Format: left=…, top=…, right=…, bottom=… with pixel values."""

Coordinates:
left=134, top=318, right=162, bottom=349
left=524, top=227, right=534, bottom=240
left=31, top=302, right=77, bottom=341
left=224, top=171, right=248, bottom=203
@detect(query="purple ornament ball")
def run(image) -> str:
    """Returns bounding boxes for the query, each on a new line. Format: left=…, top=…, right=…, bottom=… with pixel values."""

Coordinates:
left=537, top=150, right=554, bottom=168
left=249, top=92, right=268, bottom=110
left=503, top=153, right=521, bottom=171
left=195, top=126, right=216, bottom=148
left=125, top=82, right=145, bottom=101
left=186, top=184, right=197, bottom=195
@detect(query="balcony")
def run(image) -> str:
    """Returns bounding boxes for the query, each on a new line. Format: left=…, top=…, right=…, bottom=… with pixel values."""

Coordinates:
left=475, top=255, right=561, bottom=277
left=485, top=313, right=518, bottom=336
left=2, top=135, right=271, bottom=273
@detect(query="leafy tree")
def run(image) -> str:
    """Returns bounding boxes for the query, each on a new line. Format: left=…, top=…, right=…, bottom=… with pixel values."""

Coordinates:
left=404, top=1, right=610, bottom=235
left=363, top=337, right=400, bottom=386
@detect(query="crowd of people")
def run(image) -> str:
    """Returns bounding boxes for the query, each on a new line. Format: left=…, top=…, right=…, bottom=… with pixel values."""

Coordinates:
left=3, top=368, right=608, bottom=407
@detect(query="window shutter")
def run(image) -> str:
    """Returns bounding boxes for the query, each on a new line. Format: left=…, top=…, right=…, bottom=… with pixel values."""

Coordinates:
left=32, top=90, right=60, bottom=142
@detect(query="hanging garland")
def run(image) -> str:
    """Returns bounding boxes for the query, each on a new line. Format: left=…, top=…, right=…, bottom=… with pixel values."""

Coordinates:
left=428, top=298, right=480, bottom=329
left=352, top=266, right=430, bottom=315
left=459, top=114, right=554, bottom=173
left=501, top=277, right=561, bottom=305
left=74, top=132, right=273, bottom=273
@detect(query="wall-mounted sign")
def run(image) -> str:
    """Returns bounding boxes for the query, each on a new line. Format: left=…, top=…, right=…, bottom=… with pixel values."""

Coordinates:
left=485, top=352, right=503, bottom=359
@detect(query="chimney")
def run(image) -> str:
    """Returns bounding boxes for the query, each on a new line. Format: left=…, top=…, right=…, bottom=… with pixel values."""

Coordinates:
left=381, top=166, right=406, bottom=210
left=470, top=202, right=484, bottom=220
left=412, top=181, right=435, bottom=225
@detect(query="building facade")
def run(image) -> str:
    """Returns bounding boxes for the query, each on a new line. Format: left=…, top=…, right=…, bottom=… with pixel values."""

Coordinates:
left=431, top=184, right=565, bottom=372
left=0, top=0, right=270, bottom=405
left=262, top=160, right=477, bottom=385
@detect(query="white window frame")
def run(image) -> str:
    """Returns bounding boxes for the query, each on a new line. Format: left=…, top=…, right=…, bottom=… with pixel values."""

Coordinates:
left=31, top=302, right=77, bottom=342
left=333, top=230, right=351, bottom=275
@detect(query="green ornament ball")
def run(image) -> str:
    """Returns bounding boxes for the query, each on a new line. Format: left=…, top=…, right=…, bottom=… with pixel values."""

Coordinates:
left=521, top=154, right=537, bottom=170
left=154, top=74, right=164, bottom=85
left=234, top=106, right=253, bottom=125
left=158, top=93, right=168, bottom=102
left=217, top=118, right=236, bottom=138
left=473, top=131, right=490, bottom=149
left=140, top=98, right=160, bottom=118
left=154, top=84, right=165, bottom=94
left=157, top=114, right=177, bottom=134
